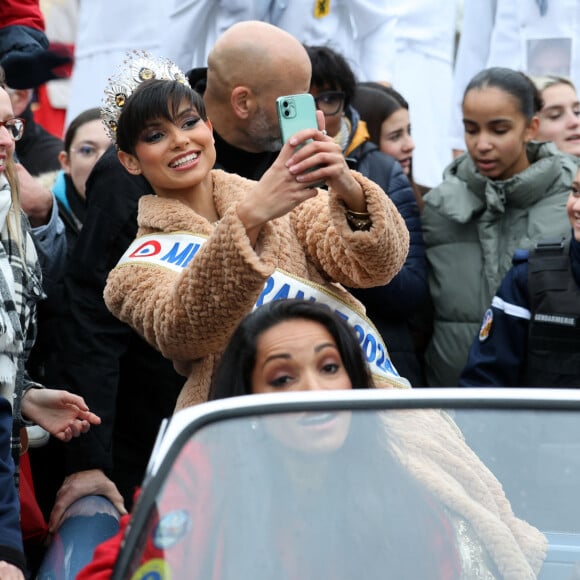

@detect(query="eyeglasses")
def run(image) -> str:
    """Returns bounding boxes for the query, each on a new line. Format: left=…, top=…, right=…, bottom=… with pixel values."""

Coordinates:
left=70, top=144, right=105, bottom=159
left=313, top=91, right=346, bottom=116
left=0, top=118, right=25, bottom=141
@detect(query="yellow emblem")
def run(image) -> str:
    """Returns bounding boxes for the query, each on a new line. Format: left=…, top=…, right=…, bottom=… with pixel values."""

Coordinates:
left=131, top=558, right=172, bottom=580
left=314, top=0, right=331, bottom=18
left=478, top=309, right=493, bottom=342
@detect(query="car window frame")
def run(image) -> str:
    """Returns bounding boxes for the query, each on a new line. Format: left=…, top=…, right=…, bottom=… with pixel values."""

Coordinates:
left=112, top=388, right=580, bottom=579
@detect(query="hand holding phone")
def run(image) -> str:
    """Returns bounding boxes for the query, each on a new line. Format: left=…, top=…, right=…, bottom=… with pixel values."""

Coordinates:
left=276, top=93, right=325, bottom=188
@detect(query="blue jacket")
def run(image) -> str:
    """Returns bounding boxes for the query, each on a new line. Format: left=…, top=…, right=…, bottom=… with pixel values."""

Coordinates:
left=345, top=107, right=428, bottom=385
left=459, top=235, right=580, bottom=387
left=349, top=143, right=427, bottom=317
left=0, top=397, right=26, bottom=574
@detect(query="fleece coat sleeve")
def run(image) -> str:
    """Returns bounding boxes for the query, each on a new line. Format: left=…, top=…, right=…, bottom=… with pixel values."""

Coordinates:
left=104, top=170, right=408, bottom=365
left=291, top=171, right=409, bottom=289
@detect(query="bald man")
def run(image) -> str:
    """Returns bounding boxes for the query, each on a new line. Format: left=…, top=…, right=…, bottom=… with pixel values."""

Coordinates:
left=206, top=21, right=311, bottom=152
left=48, top=22, right=313, bottom=532
left=189, top=20, right=312, bottom=180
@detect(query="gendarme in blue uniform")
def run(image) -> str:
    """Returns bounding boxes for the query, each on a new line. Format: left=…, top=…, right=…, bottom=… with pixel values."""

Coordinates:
left=459, top=234, right=580, bottom=387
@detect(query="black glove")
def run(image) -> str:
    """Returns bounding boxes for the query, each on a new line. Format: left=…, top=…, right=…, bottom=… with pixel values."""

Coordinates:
left=2, top=43, right=73, bottom=89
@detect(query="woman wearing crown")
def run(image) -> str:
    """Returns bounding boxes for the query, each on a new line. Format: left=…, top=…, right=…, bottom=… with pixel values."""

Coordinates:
left=99, top=52, right=411, bottom=409
left=92, top=55, right=548, bottom=580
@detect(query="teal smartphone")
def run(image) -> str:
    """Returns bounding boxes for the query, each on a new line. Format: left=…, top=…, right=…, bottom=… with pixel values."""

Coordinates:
left=276, top=93, right=319, bottom=144
left=276, top=93, right=325, bottom=187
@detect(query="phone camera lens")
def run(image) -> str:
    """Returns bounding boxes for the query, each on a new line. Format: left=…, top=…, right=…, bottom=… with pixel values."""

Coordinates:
left=282, top=101, right=289, bottom=107
left=284, top=110, right=290, bottom=117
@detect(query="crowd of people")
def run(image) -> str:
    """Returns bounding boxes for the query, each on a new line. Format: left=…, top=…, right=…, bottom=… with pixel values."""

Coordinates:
left=0, top=0, right=578, bottom=577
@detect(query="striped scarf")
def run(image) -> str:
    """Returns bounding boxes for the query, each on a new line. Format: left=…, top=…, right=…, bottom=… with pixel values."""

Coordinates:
left=0, top=176, right=24, bottom=404
left=0, top=175, right=44, bottom=483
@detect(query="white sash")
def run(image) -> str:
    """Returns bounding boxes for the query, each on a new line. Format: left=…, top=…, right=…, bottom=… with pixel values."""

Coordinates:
left=117, top=232, right=410, bottom=388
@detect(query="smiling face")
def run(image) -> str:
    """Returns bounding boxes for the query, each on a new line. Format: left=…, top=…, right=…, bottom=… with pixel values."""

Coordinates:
left=118, top=98, right=216, bottom=200
left=568, top=169, right=580, bottom=242
left=60, top=119, right=111, bottom=199
left=251, top=318, right=352, bottom=454
left=0, top=88, right=16, bottom=173
left=537, top=83, right=580, bottom=157
left=379, top=108, right=415, bottom=175
left=462, top=86, right=539, bottom=180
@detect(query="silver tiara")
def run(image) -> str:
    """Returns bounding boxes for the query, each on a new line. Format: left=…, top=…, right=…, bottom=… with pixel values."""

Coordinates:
left=101, top=50, right=190, bottom=141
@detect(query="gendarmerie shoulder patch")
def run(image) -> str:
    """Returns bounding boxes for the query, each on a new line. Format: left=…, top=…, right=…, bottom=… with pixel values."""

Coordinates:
left=479, top=308, right=493, bottom=342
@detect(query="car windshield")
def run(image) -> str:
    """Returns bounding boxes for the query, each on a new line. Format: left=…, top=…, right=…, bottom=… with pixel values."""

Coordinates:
left=117, top=395, right=580, bottom=579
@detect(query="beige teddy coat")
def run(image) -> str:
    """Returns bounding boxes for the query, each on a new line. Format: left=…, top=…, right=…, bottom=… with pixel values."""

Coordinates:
left=104, top=169, right=409, bottom=409
left=104, top=169, right=547, bottom=576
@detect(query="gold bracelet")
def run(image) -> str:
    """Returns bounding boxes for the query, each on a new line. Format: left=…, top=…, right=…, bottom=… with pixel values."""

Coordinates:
left=345, top=208, right=370, bottom=218
left=345, top=208, right=371, bottom=231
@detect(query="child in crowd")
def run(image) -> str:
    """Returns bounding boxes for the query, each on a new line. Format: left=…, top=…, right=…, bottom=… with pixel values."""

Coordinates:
left=353, top=81, right=422, bottom=208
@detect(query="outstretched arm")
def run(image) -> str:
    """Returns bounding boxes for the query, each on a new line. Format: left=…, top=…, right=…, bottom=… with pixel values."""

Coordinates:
left=21, top=387, right=101, bottom=442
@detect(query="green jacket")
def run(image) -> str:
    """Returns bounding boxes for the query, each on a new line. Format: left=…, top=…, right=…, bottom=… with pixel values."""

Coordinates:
left=422, top=142, right=578, bottom=387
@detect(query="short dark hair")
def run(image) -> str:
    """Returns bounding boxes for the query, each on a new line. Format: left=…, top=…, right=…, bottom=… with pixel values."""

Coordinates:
left=116, top=79, right=207, bottom=154
left=64, top=107, right=102, bottom=153
left=304, top=45, right=357, bottom=108
left=209, top=299, right=374, bottom=400
left=464, top=67, right=542, bottom=121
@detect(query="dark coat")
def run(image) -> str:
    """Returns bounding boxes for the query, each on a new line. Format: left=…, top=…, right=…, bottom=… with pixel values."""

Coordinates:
left=0, top=397, right=26, bottom=574
left=55, top=146, right=184, bottom=506
left=347, top=138, right=428, bottom=386
left=460, top=235, right=580, bottom=387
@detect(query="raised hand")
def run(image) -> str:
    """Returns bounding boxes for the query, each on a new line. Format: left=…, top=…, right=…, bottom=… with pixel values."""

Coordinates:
left=237, top=111, right=365, bottom=246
